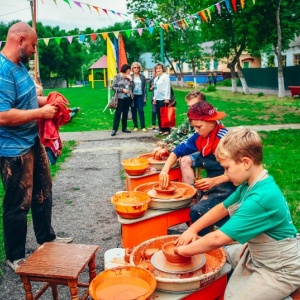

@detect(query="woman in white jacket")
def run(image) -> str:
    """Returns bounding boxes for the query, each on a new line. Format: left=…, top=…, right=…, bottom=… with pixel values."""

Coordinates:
left=153, top=62, right=171, bottom=135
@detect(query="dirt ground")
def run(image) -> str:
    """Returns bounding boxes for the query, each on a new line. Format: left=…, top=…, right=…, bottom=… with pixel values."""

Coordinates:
left=0, top=130, right=159, bottom=300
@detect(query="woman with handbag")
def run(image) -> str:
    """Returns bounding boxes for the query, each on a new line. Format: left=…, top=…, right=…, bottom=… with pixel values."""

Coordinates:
left=152, top=62, right=171, bottom=135
left=130, top=62, right=147, bottom=132
left=111, top=64, right=134, bottom=136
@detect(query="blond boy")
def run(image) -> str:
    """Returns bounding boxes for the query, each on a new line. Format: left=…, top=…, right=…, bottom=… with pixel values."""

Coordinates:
left=175, top=127, right=300, bottom=299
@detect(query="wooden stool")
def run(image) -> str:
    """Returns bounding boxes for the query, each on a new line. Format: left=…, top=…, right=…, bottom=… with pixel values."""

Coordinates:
left=16, top=242, right=99, bottom=300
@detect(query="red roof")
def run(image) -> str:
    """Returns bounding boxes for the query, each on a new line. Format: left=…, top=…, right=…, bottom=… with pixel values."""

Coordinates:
left=89, top=55, right=107, bottom=69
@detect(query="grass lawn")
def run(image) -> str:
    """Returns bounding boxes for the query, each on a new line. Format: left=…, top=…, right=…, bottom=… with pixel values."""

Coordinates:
left=0, top=83, right=299, bottom=265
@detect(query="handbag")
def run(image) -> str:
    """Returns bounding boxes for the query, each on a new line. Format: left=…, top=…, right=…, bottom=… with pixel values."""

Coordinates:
left=127, top=108, right=132, bottom=120
left=160, top=106, right=176, bottom=128
left=108, top=93, right=118, bottom=109
left=169, top=87, right=176, bottom=107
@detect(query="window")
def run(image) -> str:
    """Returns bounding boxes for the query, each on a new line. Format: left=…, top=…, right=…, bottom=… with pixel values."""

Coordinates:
left=281, top=55, right=286, bottom=67
left=213, top=59, right=218, bottom=70
left=206, top=60, right=210, bottom=70
left=294, top=54, right=300, bottom=65
left=243, top=62, right=250, bottom=68
left=148, top=70, right=154, bottom=78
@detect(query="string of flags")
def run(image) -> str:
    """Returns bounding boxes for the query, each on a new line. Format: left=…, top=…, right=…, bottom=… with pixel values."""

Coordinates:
left=41, top=0, right=129, bottom=19
left=0, top=0, right=254, bottom=47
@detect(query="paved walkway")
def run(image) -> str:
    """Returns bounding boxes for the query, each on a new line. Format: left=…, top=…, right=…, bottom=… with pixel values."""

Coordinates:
left=60, top=124, right=300, bottom=141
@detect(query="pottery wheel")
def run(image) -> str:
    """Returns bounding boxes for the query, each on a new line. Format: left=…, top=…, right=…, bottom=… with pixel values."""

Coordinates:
left=151, top=250, right=206, bottom=274
left=152, top=189, right=183, bottom=200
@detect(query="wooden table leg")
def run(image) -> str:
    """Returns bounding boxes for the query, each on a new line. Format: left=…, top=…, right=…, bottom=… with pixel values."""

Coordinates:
left=20, top=276, right=34, bottom=300
left=88, top=254, right=97, bottom=283
left=50, top=283, right=59, bottom=300
left=68, top=279, right=79, bottom=300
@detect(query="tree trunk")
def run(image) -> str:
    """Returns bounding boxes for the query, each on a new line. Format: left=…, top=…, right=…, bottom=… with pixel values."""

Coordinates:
left=236, top=62, right=250, bottom=94
left=276, top=0, right=285, bottom=98
left=227, top=61, right=238, bottom=93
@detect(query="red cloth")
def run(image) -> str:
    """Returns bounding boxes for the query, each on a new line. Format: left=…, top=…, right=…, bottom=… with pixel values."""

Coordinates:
left=39, top=92, right=71, bottom=157
left=195, top=124, right=225, bottom=157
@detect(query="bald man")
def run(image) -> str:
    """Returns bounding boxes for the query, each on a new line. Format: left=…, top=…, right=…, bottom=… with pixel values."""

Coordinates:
left=0, top=22, right=72, bottom=272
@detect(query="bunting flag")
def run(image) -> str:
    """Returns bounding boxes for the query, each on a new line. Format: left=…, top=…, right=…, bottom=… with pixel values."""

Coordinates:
left=107, top=36, right=117, bottom=80
left=119, top=34, right=128, bottom=71
left=113, top=37, right=119, bottom=71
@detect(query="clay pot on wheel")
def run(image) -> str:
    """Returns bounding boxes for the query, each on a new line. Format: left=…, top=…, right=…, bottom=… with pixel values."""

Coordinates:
left=162, top=241, right=192, bottom=264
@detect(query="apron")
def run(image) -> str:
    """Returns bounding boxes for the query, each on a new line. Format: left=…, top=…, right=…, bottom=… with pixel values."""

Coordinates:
left=224, top=234, right=300, bottom=300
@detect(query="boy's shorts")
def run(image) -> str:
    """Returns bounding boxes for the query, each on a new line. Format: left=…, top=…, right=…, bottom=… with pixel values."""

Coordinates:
left=189, top=152, right=201, bottom=168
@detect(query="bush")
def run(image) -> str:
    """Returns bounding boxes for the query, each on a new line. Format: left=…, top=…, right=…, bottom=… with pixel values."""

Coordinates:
left=257, top=92, right=265, bottom=97
left=206, top=85, right=217, bottom=92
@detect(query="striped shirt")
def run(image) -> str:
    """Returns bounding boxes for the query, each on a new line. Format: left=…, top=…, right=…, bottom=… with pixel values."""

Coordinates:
left=0, top=54, right=38, bottom=157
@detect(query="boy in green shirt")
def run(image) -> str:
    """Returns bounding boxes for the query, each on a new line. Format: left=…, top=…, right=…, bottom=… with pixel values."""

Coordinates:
left=175, top=127, right=300, bottom=300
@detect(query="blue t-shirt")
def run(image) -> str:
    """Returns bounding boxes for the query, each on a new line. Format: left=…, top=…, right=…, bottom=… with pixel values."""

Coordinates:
left=220, top=176, right=297, bottom=244
left=0, top=54, right=38, bottom=157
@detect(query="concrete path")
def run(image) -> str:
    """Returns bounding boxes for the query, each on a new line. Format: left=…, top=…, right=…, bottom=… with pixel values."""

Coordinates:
left=60, top=124, right=300, bottom=142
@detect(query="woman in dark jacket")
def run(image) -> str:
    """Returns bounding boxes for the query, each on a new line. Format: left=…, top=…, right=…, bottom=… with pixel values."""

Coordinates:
left=130, top=62, right=147, bottom=132
left=111, top=64, right=134, bottom=136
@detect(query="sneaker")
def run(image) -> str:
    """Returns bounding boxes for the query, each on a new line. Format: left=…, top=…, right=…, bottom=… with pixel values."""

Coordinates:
left=142, top=128, right=147, bottom=132
left=133, top=127, right=138, bottom=132
left=154, top=129, right=160, bottom=133
left=7, top=258, right=25, bottom=272
left=50, top=236, right=73, bottom=244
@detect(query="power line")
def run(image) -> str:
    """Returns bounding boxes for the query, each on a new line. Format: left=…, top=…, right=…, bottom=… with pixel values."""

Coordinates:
left=0, top=7, right=30, bottom=18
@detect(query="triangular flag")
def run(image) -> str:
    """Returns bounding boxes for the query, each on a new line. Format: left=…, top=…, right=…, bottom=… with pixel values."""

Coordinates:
left=101, top=33, right=108, bottom=40
left=102, top=9, right=108, bottom=15
left=79, top=34, right=85, bottom=42
left=198, top=11, right=208, bottom=22
left=63, top=0, right=71, bottom=7
left=216, top=3, right=221, bottom=15
left=240, top=0, right=245, bottom=8
left=148, top=27, right=154, bottom=34
left=74, top=1, right=82, bottom=9
left=107, top=36, right=117, bottom=80
left=113, top=31, right=119, bottom=39
left=0, top=41, right=2, bottom=48
left=125, top=29, right=131, bottom=38
left=93, top=6, right=100, bottom=15
left=43, top=38, right=50, bottom=46
left=205, top=9, right=211, bottom=21
left=67, top=36, right=73, bottom=43
left=53, top=0, right=57, bottom=5
left=209, top=5, right=215, bottom=13
left=90, top=33, right=97, bottom=41
left=169, top=24, right=174, bottom=31
left=231, top=0, right=237, bottom=12
left=224, top=0, right=232, bottom=13
left=137, top=28, right=143, bottom=36
left=119, top=34, right=128, bottom=71
left=110, top=10, right=116, bottom=17
left=252, top=0, right=255, bottom=4
left=194, top=13, right=202, bottom=21
left=85, top=4, right=91, bottom=12
left=55, top=37, right=61, bottom=45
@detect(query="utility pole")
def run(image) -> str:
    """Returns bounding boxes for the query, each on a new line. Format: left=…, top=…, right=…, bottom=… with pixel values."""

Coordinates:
left=29, top=0, right=41, bottom=85
left=160, top=27, right=164, bottom=63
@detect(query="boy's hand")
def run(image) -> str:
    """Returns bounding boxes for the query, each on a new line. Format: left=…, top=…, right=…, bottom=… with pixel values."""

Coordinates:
left=194, top=177, right=216, bottom=191
left=175, top=230, right=198, bottom=246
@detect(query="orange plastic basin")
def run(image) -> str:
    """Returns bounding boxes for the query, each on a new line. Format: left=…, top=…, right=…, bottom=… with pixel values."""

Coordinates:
left=111, top=191, right=151, bottom=219
left=89, top=266, right=157, bottom=300
left=122, top=157, right=149, bottom=176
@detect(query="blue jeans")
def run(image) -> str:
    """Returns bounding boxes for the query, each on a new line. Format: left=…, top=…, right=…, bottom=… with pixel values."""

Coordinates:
left=131, top=94, right=145, bottom=128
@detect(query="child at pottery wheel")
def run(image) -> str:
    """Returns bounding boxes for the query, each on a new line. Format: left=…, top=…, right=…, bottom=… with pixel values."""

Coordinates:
left=159, top=101, right=236, bottom=235
left=174, top=127, right=300, bottom=300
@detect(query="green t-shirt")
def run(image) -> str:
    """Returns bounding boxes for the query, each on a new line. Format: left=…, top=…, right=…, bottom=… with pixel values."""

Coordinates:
left=220, top=175, right=297, bottom=244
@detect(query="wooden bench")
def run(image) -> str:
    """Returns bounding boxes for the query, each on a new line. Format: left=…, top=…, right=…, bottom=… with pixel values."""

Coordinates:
left=288, top=86, right=300, bottom=98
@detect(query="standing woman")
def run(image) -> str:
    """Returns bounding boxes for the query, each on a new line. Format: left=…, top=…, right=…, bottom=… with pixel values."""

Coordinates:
left=111, top=64, right=134, bottom=136
left=153, top=62, right=171, bottom=135
left=131, top=62, right=147, bottom=132
left=149, top=68, right=157, bottom=130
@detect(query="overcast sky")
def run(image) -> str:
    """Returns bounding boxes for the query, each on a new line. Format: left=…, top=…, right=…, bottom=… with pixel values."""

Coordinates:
left=1, top=0, right=132, bottom=32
